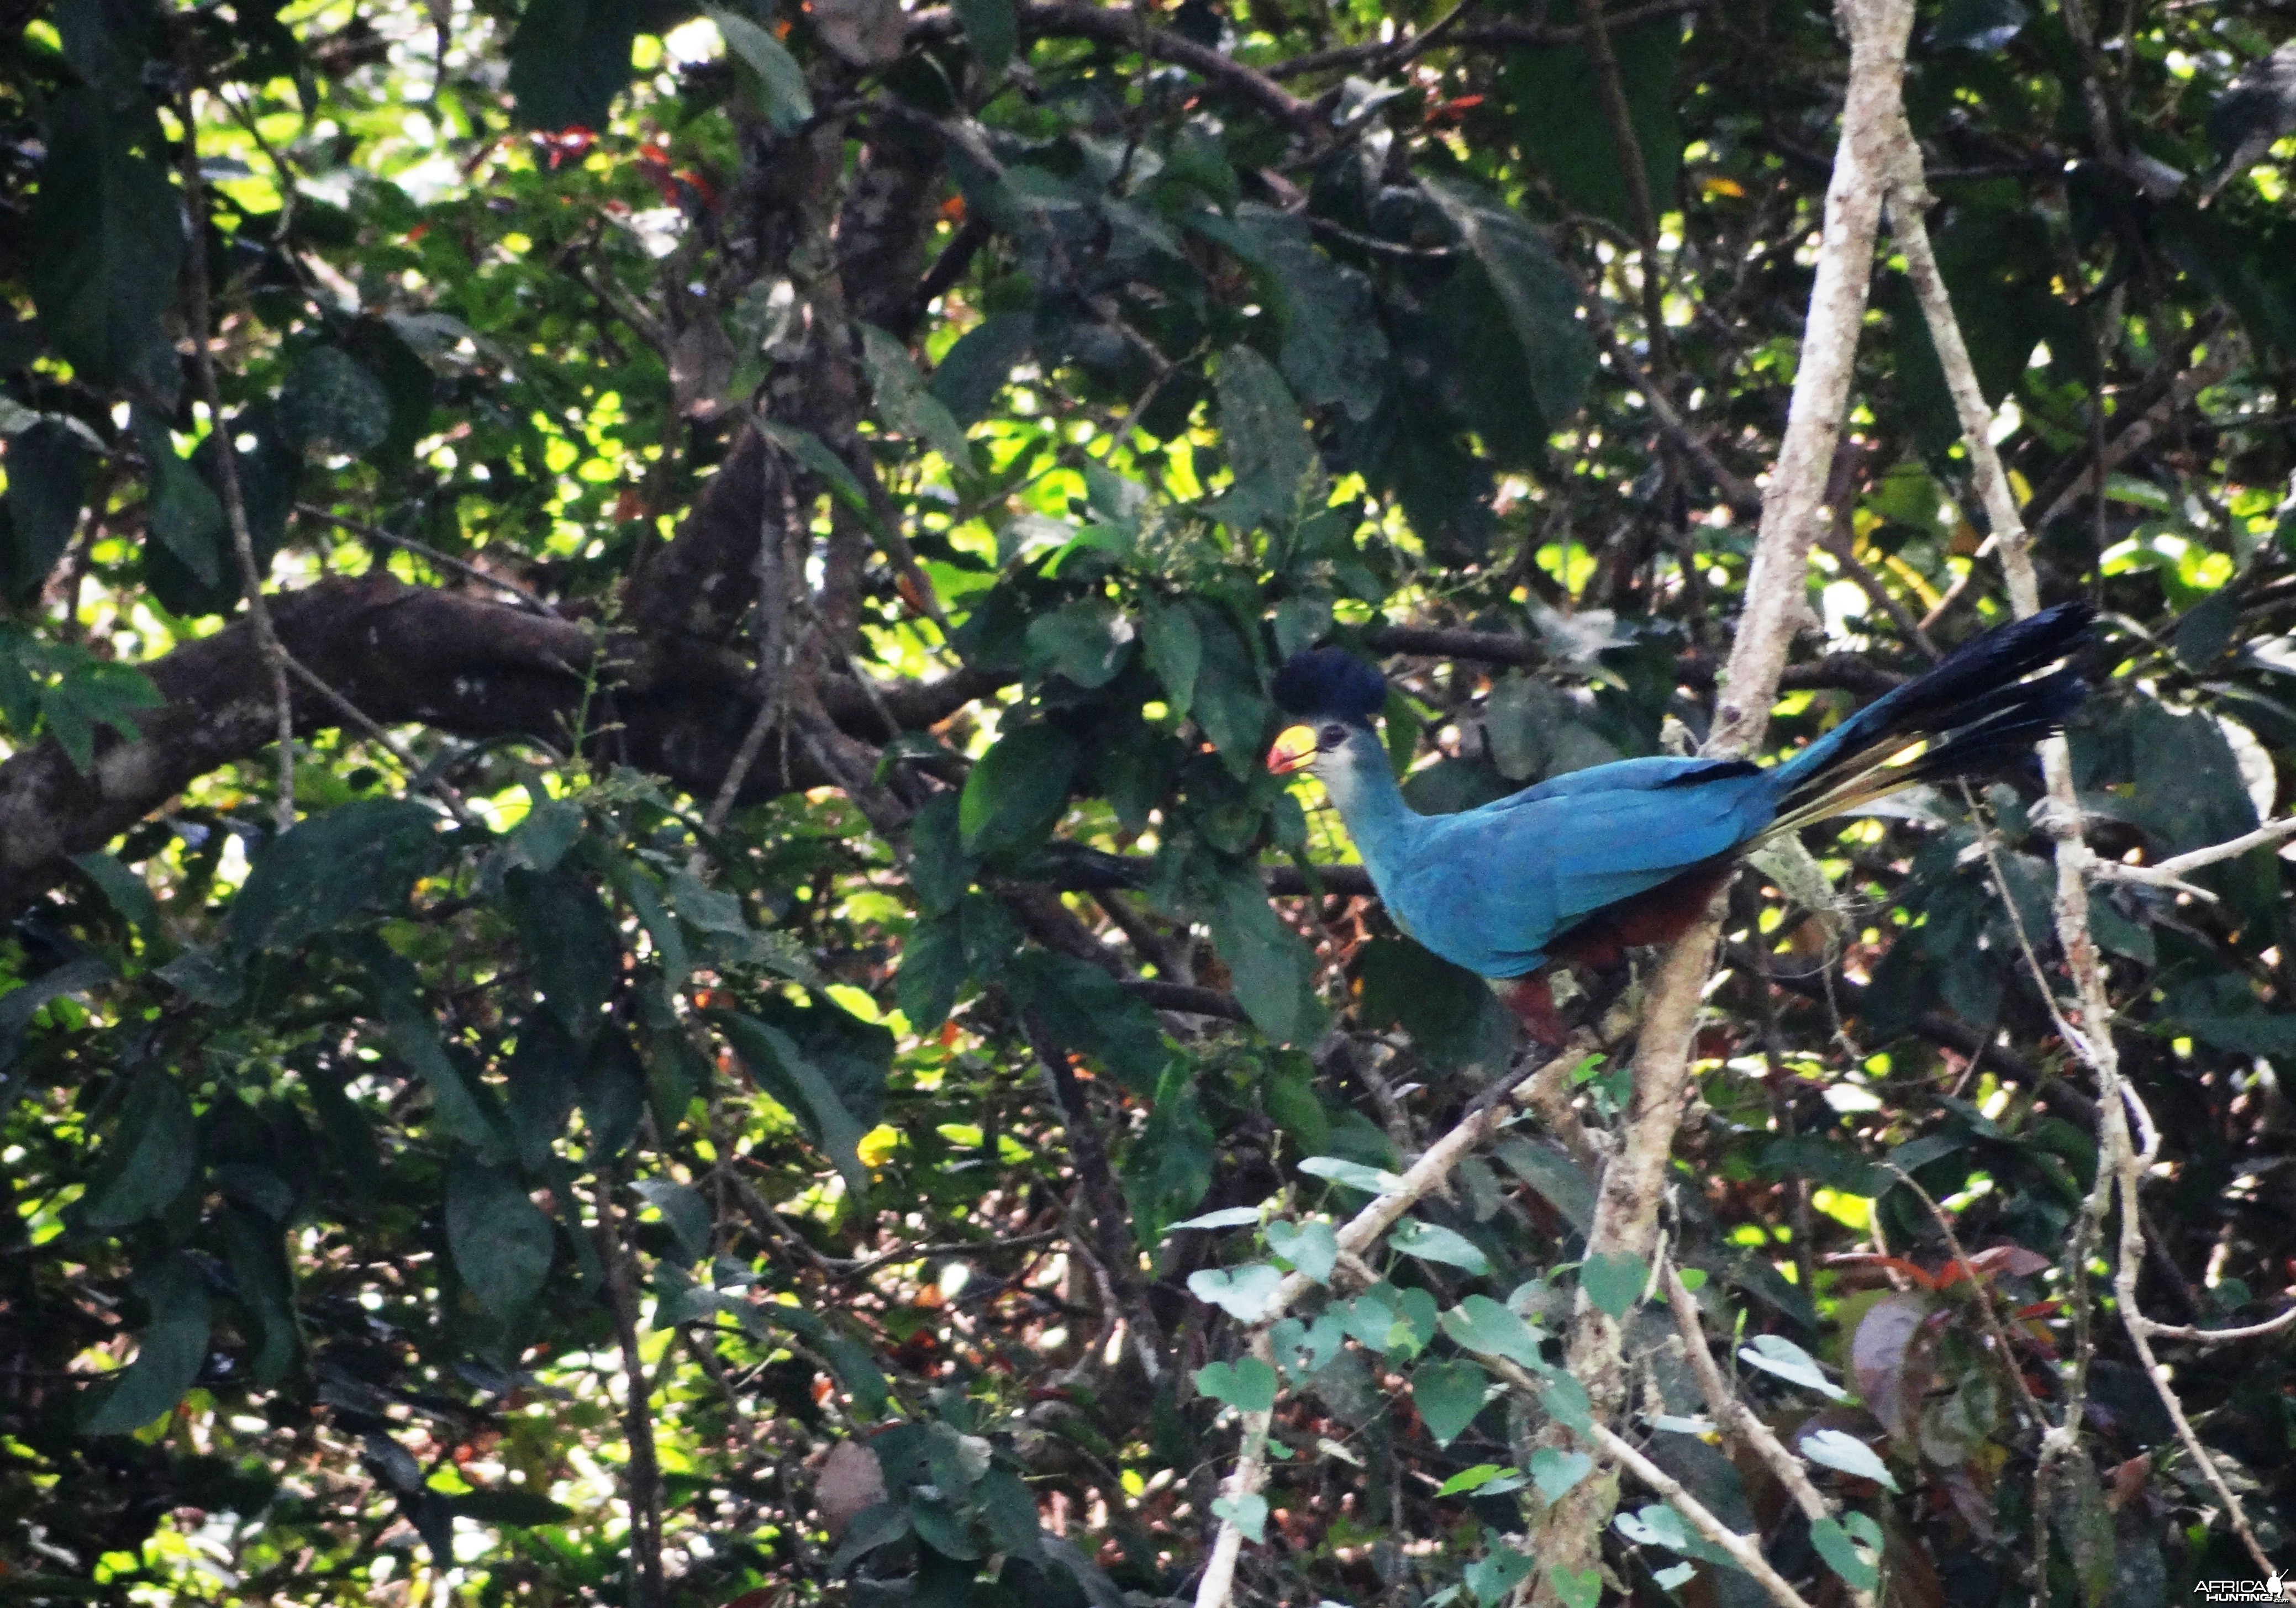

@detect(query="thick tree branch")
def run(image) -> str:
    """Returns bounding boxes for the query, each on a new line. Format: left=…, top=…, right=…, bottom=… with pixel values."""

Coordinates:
left=1532, top=1, right=1917, bottom=1596
left=0, top=577, right=994, bottom=922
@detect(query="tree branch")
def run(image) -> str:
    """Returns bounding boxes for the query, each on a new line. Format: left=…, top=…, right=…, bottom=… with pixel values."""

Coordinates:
left=1533, top=1, right=1918, bottom=1595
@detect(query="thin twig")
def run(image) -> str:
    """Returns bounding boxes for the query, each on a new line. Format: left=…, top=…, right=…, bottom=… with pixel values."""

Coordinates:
left=1890, top=130, right=2284, bottom=1585
left=295, top=503, right=565, bottom=618
left=590, top=1165, right=667, bottom=1608
left=1661, top=1262, right=1879, bottom=1608
left=178, top=87, right=296, bottom=832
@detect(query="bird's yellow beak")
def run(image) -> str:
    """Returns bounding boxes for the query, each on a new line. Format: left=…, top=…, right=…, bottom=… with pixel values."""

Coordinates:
left=1267, top=724, right=1319, bottom=776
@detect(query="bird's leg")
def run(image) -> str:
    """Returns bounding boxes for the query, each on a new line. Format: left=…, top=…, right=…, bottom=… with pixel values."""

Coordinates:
left=1499, top=972, right=1570, bottom=1049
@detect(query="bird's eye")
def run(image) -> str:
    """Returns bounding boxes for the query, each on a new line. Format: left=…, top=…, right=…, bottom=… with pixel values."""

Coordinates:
left=1319, top=723, right=1348, bottom=748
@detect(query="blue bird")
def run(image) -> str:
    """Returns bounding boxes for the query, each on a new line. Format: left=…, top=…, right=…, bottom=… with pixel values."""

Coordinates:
left=1266, top=604, right=2095, bottom=1042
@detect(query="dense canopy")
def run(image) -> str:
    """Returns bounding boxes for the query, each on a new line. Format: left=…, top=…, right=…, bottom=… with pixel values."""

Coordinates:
left=2, top=0, right=2295, bottom=1605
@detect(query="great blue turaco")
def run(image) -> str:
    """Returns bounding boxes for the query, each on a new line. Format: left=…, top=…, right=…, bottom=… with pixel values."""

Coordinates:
left=1266, top=603, right=2096, bottom=1043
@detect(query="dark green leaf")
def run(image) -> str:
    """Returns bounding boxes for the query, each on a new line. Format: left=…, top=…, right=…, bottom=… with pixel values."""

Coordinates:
left=1421, top=176, right=1593, bottom=426
left=1581, top=1251, right=1648, bottom=1319
left=228, top=800, right=446, bottom=956
left=1462, top=1541, right=1532, bottom=1606
left=1810, top=1514, right=1882, bottom=1593
left=1208, top=868, right=1328, bottom=1044
left=1504, top=10, right=1682, bottom=231
left=930, top=314, right=1033, bottom=426
left=706, top=4, right=813, bottom=131
left=959, top=722, right=1078, bottom=858
left=446, top=1160, right=556, bottom=1319
left=1210, top=345, right=1311, bottom=531
left=81, top=1256, right=212, bottom=1435
left=82, top=1069, right=197, bottom=1227
left=1025, top=599, right=1136, bottom=689
left=630, top=1178, right=712, bottom=1263
left=278, top=347, right=393, bottom=455
left=1412, top=1357, right=1493, bottom=1446
left=29, top=88, right=183, bottom=386
left=1195, top=1356, right=1278, bottom=1413
left=507, top=0, right=641, bottom=130
left=722, top=1013, right=874, bottom=1201
left=446, top=1488, right=577, bottom=1526
left=504, top=867, right=623, bottom=1038
left=2, top=420, right=89, bottom=600
left=1007, top=948, right=1169, bottom=1093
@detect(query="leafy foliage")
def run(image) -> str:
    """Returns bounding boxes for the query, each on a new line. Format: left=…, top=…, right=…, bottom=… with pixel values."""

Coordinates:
left=0, top=0, right=2293, bottom=1606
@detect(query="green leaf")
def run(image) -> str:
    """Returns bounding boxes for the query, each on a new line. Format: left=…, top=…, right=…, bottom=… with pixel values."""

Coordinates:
left=1545, top=1564, right=1601, bottom=1608
left=1210, top=345, right=1310, bottom=531
left=1809, top=1514, right=1881, bottom=1593
left=630, top=1178, right=712, bottom=1263
left=1141, top=600, right=1204, bottom=720
left=1436, top=1463, right=1522, bottom=1498
left=859, top=323, right=975, bottom=466
left=1581, top=1251, right=1648, bottom=1319
left=34, top=652, right=164, bottom=775
left=228, top=799, right=445, bottom=956
left=1410, top=1357, right=1493, bottom=1446
left=1493, top=1138, right=1596, bottom=1235
left=1439, top=1294, right=1545, bottom=1367
left=72, top=850, right=160, bottom=935
left=2, top=420, right=89, bottom=600
left=1229, top=205, right=1390, bottom=422
left=136, top=412, right=225, bottom=591
left=895, top=914, right=967, bottom=1029
left=29, top=88, right=183, bottom=386
left=1298, top=1154, right=1402, bottom=1194
left=1195, top=1356, right=1279, bottom=1414
left=278, top=347, right=393, bottom=455
left=1022, top=932, right=1159, bottom=1071
left=1263, top=1217, right=1338, bottom=1283
left=1542, top=1373, right=1593, bottom=1433
left=958, top=722, right=1079, bottom=858
left=1388, top=1219, right=1491, bottom=1275
left=1208, top=868, right=1327, bottom=1044
left=929, top=313, right=1032, bottom=426
left=1797, top=1427, right=1899, bottom=1491
left=1209, top=1491, right=1267, bottom=1543
left=1503, top=12, right=1682, bottom=232
left=81, top=1255, right=212, bottom=1435
left=1182, top=599, right=1272, bottom=776
left=1530, top=1446, right=1594, bottom=1504
left=828, top=1501, right=913, bottom=1575
left=1355, top=939, right=1515, bottom=1075
left=1462, top=1541, right=1533, bottom=1605
left=1121, top=1061, right=1217, bottom=1237
left=508, top=0, right=642, bottom=130
left=1186, top=1262, right=1286, bottom=1322
left=503, top=867, right=622, bottom=1038
left=446, top=1488, right=577, bottom=1526
left=760, top=422, right=880, bottom=525
left=1739, top=1334, right=1848, bottom=1400
left=1421, top=176, right=1594, bottom=426
left=706, top=3, right=814, bottom=131
left=953, top=0, right=1016, bottom=75
left=81, top=1069, right=197, bottom=1227
left=447, top=1161, right=556, bottom=1319
left=1024, top=598, right=1136, bottom=689
left=722, top=1013, right=874, bottom=1201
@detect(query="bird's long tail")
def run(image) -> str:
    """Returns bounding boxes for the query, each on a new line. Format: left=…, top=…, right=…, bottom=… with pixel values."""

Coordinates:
left=1762, top=602, right=2095, bottom=837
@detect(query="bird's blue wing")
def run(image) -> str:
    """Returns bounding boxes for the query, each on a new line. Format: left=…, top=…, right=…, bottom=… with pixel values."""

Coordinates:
left=1381, top=768, right=1776, bottom=977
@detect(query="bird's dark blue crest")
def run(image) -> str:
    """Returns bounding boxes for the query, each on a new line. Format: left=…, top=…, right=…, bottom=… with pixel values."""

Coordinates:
left=1273, top=648, right=1387, bottom=725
